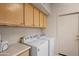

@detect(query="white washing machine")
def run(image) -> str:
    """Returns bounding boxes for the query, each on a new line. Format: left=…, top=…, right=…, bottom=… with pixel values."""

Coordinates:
left=21, top=35, right=48, bottom=56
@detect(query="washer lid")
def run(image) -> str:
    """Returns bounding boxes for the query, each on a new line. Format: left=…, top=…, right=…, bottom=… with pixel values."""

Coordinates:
left=26, top=39, right=48, bottom=47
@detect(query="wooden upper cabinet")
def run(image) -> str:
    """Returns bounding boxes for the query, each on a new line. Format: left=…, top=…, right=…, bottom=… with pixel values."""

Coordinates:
left=0, top=4, right=23, bottom=26
left=39, top=12, right=44, bottom=28
left=25, top=4, right=33, bottom=27
left=34, top=7, right=40, bottom=27
left=0, top=3, right=47, bottom=28
left=43, top=15, right=47, bottom=28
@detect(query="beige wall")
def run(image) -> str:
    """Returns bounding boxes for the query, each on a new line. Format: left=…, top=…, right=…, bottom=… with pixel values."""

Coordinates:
left=44, top=3, right=79, bottom=55
left=0, top=27, right=42, bottom=45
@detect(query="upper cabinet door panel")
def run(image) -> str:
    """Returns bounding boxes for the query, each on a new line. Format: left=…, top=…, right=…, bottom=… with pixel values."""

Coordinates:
left=34, top=8, right=40, bottom=27
left=0, top=4, right=23, bottom=25
left=25, top=4, right=33, bottom=27
left=39, top=12, right=44, bottom=28
left=43, top=15, right=47, bottom=28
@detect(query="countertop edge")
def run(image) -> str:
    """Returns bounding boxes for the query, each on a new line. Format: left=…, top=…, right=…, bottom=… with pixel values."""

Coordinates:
left=12, top=46, right=31, bottom=56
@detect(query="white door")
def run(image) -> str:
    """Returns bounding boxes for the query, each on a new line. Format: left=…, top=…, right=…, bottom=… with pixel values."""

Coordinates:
left=57, top=14, right=79, bottom=56
left=37, top=41, right=48, bottom=56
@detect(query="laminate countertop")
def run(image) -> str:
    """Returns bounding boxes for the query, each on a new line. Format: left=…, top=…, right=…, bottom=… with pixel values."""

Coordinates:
left=0, top=43, right=31, bottom=56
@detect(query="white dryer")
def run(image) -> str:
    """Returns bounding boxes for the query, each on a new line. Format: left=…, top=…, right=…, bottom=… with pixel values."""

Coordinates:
left=21, top=35, right=48, bottom=56
left=39, top=34, right=55, bottom=56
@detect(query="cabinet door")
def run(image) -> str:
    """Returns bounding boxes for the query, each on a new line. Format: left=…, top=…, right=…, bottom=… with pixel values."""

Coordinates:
left=34, top=8, right=40, bottom=27
left=43, top=15, right=47, bottom=28
left=39, top=12, right=44, bottom=28
left=25, top=4, right=33, bottom=27
left=0, top=4, right=23, bottom=26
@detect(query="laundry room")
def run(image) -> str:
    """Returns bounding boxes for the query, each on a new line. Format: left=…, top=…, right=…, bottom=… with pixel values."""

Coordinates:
left=0, top=2, right=79, bottom=56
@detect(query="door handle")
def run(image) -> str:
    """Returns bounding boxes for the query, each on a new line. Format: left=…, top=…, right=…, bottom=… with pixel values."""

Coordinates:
left=76, top=39, right=79, bottom=40
left=76, top=35, right=79, bottom=40
left=76, top=35, right=79, bottom=37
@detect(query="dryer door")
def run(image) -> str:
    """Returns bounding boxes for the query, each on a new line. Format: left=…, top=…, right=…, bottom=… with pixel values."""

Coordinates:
left=37, top=41, right=48, bottom=56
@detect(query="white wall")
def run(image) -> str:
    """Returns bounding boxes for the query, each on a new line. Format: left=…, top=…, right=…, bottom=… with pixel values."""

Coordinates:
left=53, top=3, right=79, bottom=15
left=44, top=3, right=79, bottom=55
left=0, top=27, right=42, bottom=45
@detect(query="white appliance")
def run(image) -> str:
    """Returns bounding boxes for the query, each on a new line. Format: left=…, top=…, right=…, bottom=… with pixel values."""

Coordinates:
left=48, top=37, right=55, bottom=56
left=39, top=34, right=55, bottom=56
left=21, top=35, right=48, bottom=56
